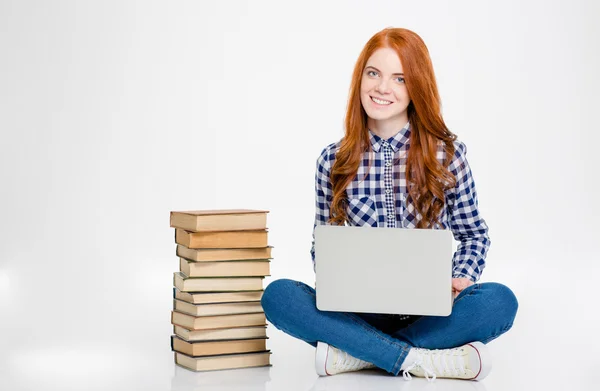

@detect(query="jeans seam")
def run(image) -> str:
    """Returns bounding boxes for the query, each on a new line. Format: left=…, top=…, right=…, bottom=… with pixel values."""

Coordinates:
left=481, top=321, right=515, bottom=344
left=296, top=282, right=408, bottom=350
left=297, top=281, right=316, bottom=298
left=392, top=346, right=410, bottom=375
left=452, top=283, right=480, bottom=305
left=344, top=312, right=410, bottom=375
left=392, top=283, right=481, bottom=338
left=287, top=280, right=410, bottom=374
left=265, top=312, right=316, bottom=344
left=343, top=313, right=408, bottom=350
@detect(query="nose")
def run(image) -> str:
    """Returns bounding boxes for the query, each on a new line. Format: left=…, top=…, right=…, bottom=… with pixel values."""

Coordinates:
left=376, top=79, right=391, bottom=94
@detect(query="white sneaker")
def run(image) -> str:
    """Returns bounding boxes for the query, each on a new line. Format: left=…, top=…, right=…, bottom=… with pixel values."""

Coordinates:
left=315, top=342, right=376, bottom=376
left=402, top=342, right=491, bottom=382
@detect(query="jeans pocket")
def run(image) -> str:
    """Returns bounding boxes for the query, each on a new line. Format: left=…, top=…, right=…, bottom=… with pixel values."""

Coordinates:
left=347, top=196, right=378, bottom=227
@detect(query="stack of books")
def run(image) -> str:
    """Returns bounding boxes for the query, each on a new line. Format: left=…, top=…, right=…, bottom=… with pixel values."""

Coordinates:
left=169, top=209, right=273, bottom=372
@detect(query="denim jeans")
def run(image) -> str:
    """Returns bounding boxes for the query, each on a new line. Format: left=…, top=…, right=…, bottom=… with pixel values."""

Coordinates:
left=261, top=279, right=518, bottom=376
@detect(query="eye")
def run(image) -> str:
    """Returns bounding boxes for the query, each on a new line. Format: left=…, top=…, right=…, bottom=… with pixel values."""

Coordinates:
left=396, top=77, right=405, bottom=83
left=367, top=70, right=378, bottom=77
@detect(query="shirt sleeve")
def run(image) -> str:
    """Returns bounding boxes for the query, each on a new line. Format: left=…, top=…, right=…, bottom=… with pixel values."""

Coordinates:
left=310, top=145, right=334, bottom=273
left=447, top=141, right=491, bottom=282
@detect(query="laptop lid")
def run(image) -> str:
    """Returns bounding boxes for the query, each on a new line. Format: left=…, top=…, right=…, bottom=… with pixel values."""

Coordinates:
left=315, top=225, right=454, bottom=316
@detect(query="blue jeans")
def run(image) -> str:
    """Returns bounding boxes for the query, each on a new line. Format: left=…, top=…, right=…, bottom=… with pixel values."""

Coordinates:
left=261, top=279, right=518, bottom=376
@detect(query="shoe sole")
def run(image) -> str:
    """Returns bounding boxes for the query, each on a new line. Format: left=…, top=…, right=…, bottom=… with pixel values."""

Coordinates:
left=315, top=342, right=330, bottom=376
left=468, top=341, right=492, bottom=381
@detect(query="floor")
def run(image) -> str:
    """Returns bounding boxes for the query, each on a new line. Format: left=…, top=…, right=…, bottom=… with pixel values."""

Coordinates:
left=0, top=323, right=593, bottom=391
left=0, top=263, right=596, bottom=390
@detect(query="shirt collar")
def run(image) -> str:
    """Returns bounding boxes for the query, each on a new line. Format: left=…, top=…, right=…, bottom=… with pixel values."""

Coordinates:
left=368, top=121, right=411, bottom=153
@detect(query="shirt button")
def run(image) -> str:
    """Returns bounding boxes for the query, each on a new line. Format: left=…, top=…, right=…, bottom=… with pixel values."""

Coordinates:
left=385, top=189, right=391, bottom=194
left=385, top=162, right=392, bottom=167
left=388, top=214, right=394, bottom=219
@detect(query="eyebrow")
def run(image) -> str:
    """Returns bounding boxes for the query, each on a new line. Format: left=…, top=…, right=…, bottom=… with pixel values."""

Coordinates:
left=365, top=66, right=404, bottom=76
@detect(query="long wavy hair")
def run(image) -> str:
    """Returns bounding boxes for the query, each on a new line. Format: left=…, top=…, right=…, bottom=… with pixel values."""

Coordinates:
left=329, top=27, right=458, bottom=229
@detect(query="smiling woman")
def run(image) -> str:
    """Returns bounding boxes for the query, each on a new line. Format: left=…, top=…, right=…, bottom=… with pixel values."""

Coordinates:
left=260, top=27, right=518, bottom=383
left=334, top=30, right=458, bottom=230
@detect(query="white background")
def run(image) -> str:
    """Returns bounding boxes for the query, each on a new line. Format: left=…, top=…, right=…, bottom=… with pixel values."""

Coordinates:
left=1, top=0, right=598, bottom=390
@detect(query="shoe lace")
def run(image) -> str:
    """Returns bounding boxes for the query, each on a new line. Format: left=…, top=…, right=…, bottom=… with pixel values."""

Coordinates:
left=402, top=347, right=467, bottom=382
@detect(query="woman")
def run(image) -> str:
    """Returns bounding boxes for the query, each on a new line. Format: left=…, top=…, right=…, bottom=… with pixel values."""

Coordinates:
left=261, top=27, right=518, bottom=382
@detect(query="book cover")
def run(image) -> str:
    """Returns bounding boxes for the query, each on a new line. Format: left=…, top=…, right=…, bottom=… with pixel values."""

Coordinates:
left=173, top=288, right=264, bottom=305
left=176, top=244, right=273, bottom=262
left=179, top=257, right=271, bottom=277
left=174, top=350, right=271, bottom=372
left=175, top=229, right=269, bottom=249
left=171, top=335, right=268, bottom=356
left=170, top=209, right=269, bottom=232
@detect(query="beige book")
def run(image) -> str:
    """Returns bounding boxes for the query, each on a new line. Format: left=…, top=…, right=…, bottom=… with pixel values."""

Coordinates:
left=174, top=288, right=263, bottom=305
left=175, top=228, right=268, bottom=249
left=177, top=244, right=273, bottom=262
left=174, top=351, right=271, bottom=372
left=173, top=325, right=267, bottom=342
left=170, top=209, right=269, bottom=232
left=171, top=335, right=267, bottom=357
left=172, top=311, right=266, bottom=330
left=173, top=299, right=263, bottom=317
left=179, top=257, right=271, bottom=277
left=173, top=272, right=264, bottom=292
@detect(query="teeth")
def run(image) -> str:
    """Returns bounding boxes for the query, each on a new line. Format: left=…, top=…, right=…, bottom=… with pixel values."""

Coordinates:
left=372, top=97, right=391, bottom=105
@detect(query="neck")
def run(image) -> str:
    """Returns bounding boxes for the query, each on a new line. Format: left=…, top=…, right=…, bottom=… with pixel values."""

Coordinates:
left=367, top=115, right=409, bottom=140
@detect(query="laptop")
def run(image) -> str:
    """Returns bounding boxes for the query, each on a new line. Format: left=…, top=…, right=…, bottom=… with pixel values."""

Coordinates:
left=314, top=224, right=454, bottom=316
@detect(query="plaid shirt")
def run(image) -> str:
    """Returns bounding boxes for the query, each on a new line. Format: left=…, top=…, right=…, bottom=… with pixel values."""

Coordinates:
left=310, top=121, right=491, bottom=283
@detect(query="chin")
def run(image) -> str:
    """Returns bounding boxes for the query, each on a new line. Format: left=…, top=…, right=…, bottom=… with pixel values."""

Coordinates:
left=367, top=112, right=395, bottom=121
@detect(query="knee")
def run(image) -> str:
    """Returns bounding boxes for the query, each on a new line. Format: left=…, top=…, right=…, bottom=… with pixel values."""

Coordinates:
left=483, top=282, right=519, bottom=322
left=261, top=278, right=298, bottom=316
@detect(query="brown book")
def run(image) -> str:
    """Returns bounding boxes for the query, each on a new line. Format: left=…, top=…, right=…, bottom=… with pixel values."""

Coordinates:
left=173, top=325, right=267, bottom=342
left=179, top=257, right=271, bottom=277
left=177, top=244, right=273, bottom=262
left=171, top=335, right=267, bottom=356
left=175, top=229, right=268, bottom=249
left=174, top=288, right=263, bottom=305
left=172, top=311, right=266, bottom=330
left=173, top=272, right=264, bottom=292
left=173, top=299, right=263, bottom=317
left=174, top=350, right=271, bottom=372
left=170, top=209, right=269, bottom=232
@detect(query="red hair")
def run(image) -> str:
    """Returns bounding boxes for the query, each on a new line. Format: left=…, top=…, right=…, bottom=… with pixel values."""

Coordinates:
left=330, top=27, right=458, bottom=228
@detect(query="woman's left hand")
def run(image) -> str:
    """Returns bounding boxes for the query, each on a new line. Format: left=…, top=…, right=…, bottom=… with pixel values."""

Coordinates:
left=452, top=278, right=474, bottom=298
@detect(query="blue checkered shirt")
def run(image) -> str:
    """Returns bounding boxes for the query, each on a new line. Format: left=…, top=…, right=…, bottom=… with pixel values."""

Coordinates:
left=310, top=121, right=491, bottom=283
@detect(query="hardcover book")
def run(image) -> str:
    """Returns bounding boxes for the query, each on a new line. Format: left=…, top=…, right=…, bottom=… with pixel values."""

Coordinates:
left=171, top=311, right=267, bottom=330
left=175, top=229, right=268, bottom=249
left=179, top=257, right=270, bottom=277
left=174, top=350, right=271, bottom=372
left=170, top=209, right=269, bottom=232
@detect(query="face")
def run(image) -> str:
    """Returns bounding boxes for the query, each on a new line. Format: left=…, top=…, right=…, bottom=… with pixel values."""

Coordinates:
left=360, top=47, right=411, bottom=128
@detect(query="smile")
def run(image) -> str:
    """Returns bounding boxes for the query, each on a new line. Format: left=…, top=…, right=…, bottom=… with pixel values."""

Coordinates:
left=370, top=96, right=392, bottom=105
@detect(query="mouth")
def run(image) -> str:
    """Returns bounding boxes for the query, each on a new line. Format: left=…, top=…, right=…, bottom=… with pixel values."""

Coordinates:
left=370, top=96, right=393, bottom=106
